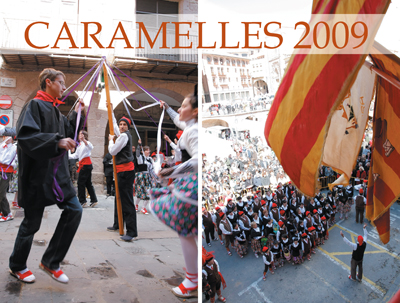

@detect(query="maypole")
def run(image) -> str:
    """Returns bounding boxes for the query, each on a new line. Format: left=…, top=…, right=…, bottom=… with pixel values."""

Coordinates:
left=103, top=60, right=124, bottom=236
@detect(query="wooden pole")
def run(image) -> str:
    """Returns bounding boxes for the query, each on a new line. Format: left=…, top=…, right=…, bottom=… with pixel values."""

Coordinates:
left=364, top=61, right=400, bottom=91
left=103, top=63, right=124, bottom=236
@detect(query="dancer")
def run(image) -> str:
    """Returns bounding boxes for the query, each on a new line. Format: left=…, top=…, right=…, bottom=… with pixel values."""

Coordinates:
left=149, top=92, right=198, bottom=298
left=134, top=139, right=154, bottom=215
left=0, top=136, right=17, bottom=221
left=202, top=248, right=227, bottom=303
left=106, top=115, right=138, bottom=242
left=9, top=68, right=84, bottom=283
left=69, top=130, right=98, bottom=207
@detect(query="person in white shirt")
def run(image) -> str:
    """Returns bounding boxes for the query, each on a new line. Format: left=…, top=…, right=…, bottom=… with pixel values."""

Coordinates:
left=68, top=130, right=97, bottom=207
left=0, top=136, right=17, bottom=222
left=340, top=224, right=368, bottom=282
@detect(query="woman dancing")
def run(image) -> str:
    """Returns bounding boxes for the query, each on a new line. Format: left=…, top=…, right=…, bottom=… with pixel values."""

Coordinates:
left=149, top=92, right=198, bottom=298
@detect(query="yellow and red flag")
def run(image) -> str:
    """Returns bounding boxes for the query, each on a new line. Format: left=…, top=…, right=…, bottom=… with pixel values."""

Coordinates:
left=264, top=0, right=390, bottom=197
left=367, top=44, right=400, bottom=244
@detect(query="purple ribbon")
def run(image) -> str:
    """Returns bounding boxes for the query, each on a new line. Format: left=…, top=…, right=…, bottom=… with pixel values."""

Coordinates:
left=51, top=59, right=104, bottom=203
left=106, top=62, right=166, bottom=136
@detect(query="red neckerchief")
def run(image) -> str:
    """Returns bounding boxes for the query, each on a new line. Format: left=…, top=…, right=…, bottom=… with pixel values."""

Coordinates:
left=34, top=91, right=65, bottom=107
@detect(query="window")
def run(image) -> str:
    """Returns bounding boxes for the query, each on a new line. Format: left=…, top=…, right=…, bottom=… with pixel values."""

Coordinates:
left=137, top=0, right=178, bottom=31
left=207, top=57, right=211, bottom=63
left=226, top=59, right=230, bottom=65
left=210, top=67, right=214, bottom=74
left=232, top=59, right=236, bottom=65
left=214, top=57, right=218, bottom=64
left=213, top=94, right=219, bottom=101
left=220, top=58, right=224, bottom=65
left=227, top=68, right=229, bottom=73
left=220, top=93, right=225, bottom=100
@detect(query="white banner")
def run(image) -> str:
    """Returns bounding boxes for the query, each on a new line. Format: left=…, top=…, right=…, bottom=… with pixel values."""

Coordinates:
left=322, top=64, right=376, bottom=188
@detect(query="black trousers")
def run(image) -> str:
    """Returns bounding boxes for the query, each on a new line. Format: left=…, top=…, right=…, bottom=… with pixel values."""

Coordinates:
left=10, top=196, right=82, bottom=271
left=77, top=164, right=97, bottom=203
left=204, top=225, right=215, bottom=244
left=105, top=176, right=114, bottom=195
left=356, top=208, right=364, bottom=223
left=0, top=173, right=11, bottom=216
left=112, top=170, right=137, bottom=237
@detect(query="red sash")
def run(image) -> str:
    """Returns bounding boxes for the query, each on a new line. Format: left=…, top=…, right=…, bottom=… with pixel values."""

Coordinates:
left=116, top=161, right=134, bottom=173
left=77, top=157, right=92, bottom=173
left=34, top=91, right=65, bottom=107
left=0, top=163, right=13, bottom=173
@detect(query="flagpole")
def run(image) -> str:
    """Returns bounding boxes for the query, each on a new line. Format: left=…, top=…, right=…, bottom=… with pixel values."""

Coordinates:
left=364, top=61, right=400, bottom=91
left=103, top=62, right=124, bottom=236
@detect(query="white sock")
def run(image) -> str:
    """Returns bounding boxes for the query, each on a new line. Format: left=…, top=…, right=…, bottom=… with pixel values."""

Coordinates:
left=19, top=268, right=29, bottom=274
left=179, top=235, right=198, bottom=287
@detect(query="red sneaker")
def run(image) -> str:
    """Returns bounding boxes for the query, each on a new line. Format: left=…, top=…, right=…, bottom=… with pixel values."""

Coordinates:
left=135, top=205, right=139, bottom=212
left=9, top=268, right=35, bottom=283
left=141, top=208, right=149, bottom=215
left=39, top=263, right=69, bottom=283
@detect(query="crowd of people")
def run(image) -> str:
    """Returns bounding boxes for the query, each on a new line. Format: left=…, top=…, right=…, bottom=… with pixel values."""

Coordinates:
left=0, top=68, right=199, bottom=299
left=203, top=97, right=272, bottom=117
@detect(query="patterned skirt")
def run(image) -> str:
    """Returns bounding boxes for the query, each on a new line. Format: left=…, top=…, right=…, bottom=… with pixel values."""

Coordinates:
left=135, top=172, right=152, bottom=200
left=251, top=239, right=261, bottom=253
left=149, top=173, right=198, bottom=237
left=9, top=164, right=18, bottom=193
left=234, top=239, right=247, bottom=256
left=337, top=202, right=344, bottom=213
left=343, top=202, right=351, bottom=214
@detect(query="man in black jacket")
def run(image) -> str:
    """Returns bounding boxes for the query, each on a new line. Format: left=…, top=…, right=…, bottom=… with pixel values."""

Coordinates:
left=9, top=68, right=84, bottom=284
left=340, top=223, right=368, bottom=282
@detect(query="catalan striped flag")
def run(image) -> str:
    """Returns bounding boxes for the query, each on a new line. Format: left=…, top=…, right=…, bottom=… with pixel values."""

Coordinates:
left=366, top=44, right=400, bottom=244
left=264, top=0, right=390, bottom=197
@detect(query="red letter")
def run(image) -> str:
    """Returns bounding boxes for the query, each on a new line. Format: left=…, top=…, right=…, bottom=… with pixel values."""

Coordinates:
left=137, top=22, right=168, bottom=49
left=264, top=22, right=283, bottom=49
left=25, top=22, right=49, bottom=49
left=82, top=22, right=104, bottom=49
left=242, top=22, right=262, bottom=49
left=196, top=22, right=216, bottom=48
left=172, top=22, right=193, bottom=49
left=219, top=22, right=240, bottom=49
left=107, top=22, right=133, bottom=49
left=52, top=22, right=78, bottom=49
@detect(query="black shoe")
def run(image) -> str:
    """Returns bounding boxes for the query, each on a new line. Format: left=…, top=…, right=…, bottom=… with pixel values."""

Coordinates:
left=81, top=202, right=87, bottom=208
left=107, top=226, right=118, bottom=232
left=120, top=235, right=137, bottom=242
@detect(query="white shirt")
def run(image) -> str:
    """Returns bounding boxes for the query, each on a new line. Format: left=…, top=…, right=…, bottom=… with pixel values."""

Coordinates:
left=219, top=219, right=233, bottom=235
left=343, top=227, right=368, bottom=250
left=69, top=141, right=93, bottom=161
left=108, top=112, right=129, bottom=156
left=0, top=141, right=17, bottom=169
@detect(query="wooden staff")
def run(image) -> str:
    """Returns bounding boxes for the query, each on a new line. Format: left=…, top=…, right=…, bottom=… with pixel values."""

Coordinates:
left=103, top=64, right=124, bottom=236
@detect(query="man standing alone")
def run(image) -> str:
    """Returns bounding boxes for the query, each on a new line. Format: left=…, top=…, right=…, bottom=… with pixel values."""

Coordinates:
left=340, top=223, right=368, bottom=282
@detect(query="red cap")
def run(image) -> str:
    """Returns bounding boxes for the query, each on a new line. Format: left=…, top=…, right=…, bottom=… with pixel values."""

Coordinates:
left=277, top=185, right=281, bottom=189
left=215, top=206, right=220, bottom=211
left=151, top=152, right=156, bottom=157
left=262, top=247, right=269, bottom=252
left=256, top=190, right=261, bottom=194
left=358, top=235, right=364, bottom=245
left=202, top=207, right=206, bottom=211
left=227, top=198, right=233, bottom=203
left=313, top=209, right=318, bottom=214
left=219, top=212, right=225, bottom=218
left=302, top=232, right=307, bottom=237
left=278, top=221, right=284, bottom=227
left=238, top=211, right=244, bottom=216
left=261, top=200, right=266, bottom=206
left=321, top=216, right=326, bottom=220
left=333, top=205, right=337, bottom=209
left=308, top=226, right=315, bottom=231
left=254, top=195, right=258, bottom=199
left=288, top=181, right=292, bottom=184
left=363, top=180, right=368, bottom=183
left=306, top=211, right=310, bottom=216
left=202, top=249, right=215, bottom=265
left=272, top=203, right=277, bottom=208
left=359, top=188, right=364, bottom=194
left=272, top=193, right=276, bottom=197
left=291, top=191, right=294, bottom=195
left=280, top=210, right=285, bottom=215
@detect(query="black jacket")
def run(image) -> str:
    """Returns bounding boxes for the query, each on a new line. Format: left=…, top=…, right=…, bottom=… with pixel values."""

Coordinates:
left=17, top=98, right=83, bottom=209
